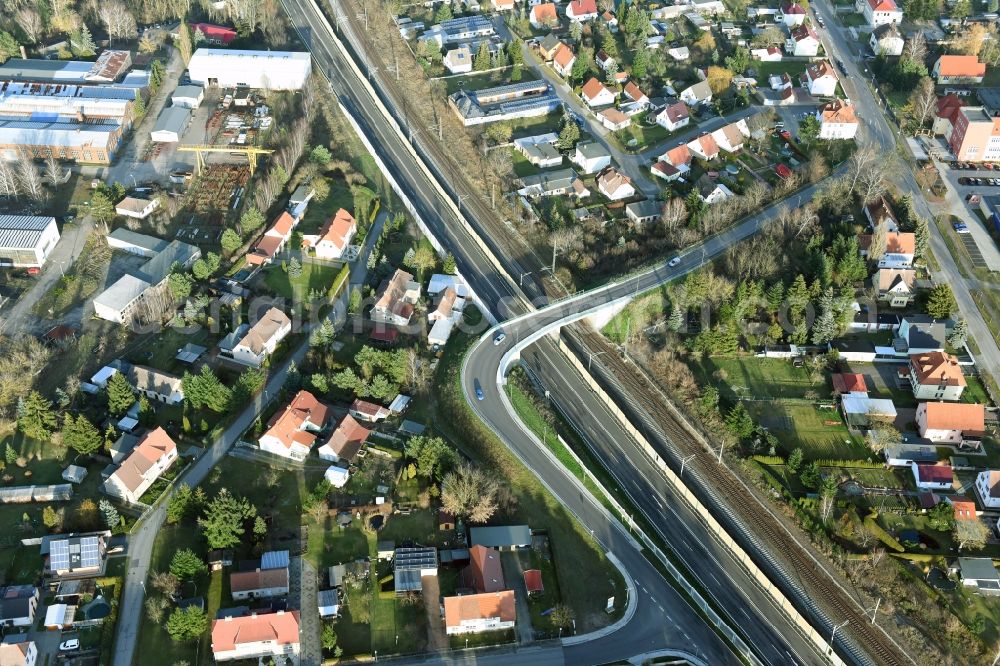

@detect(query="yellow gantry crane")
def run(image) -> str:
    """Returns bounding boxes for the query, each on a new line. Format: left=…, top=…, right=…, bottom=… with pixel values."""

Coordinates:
left=177, top=145, right=275, bottom=176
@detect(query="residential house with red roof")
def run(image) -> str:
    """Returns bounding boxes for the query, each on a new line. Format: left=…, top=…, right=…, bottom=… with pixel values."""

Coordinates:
left=975, top=470, right=1000, bottom=509
left=654, top=99, right=690, bottom=131
left=0, top=641, right=36, bottom=666
left=317, top=414, right=370, bottom=463
left=552, top=43, right=576, bottom=78
left=933, top=55, right=986, bottom=85
left=911, top=462, right=954, bottom=491
left=349, top=398, right=391, bottom=423
left=659, top=144, right=692, bottom=173
left=623, top=81, right=648, bottom=108
left=948, top=496, right=978, bottom=521
left=302, top=208, right=357, bottom=260
left=751, top=46, right=783, bottom=62
left=858, top=231, right=916, bottom=268
left=104, top=427, right=177, bottom=504
left=190, top=23, right=238, bottom=45
left=855, top=0, right=902, bottom=27
left=444, top=591, right=516, bottom=635
left=211, top=611, right=300, bottom=662
left=865, top=196, right=898, bottom=231
left=779, top=1, right=807, bottom=26
left=230, top=567, right=289, bottom=600
left=934, top=94, right=965, bottom=137
left=462, top=545, right=505, bottom=593
left=581, top=77, right=615, bottom=107
left=804, top=61, right=839, bottom=97
left=372, top=268, right=421, bottom=326
left=917, top=402, right=985, bottom=444
left=786, top=24, right=819, bottom=57
left=908, top=352, right=966, bottom=401
left=246, top=212, right=297, bottom=266
left=258, top=390, right=330, bottom=460
left=831, top=373, right=868, bottom=396
left=817, top=99, right=858, bottom=140
left=566, top=0, right=598, bottom=21
left=529, top=3, right=558, bottom=28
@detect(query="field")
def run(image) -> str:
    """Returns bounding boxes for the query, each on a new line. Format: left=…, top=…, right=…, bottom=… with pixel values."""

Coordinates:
left=752, top=61, right=809, bottom=80
left=261, top=261, right=344, bottom=299
left=747, top=402, right=866, bottom=460
left=689, top=356, right=834, bottom=401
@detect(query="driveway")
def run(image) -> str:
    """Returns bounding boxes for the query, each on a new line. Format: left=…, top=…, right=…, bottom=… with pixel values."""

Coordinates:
left=289, top=556, right=320, bottom=666
left=931, top=160, right=1000, bottom=271
left=0, top=214, right=95, bottom=335
left=421, top=574, right=447, bottom=652
left=500, top=552, right=534, bottom=644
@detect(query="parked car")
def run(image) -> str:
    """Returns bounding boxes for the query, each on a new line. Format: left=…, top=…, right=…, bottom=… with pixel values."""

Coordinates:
left=954, top=223, right=970, bottom=234
left=59, top=639, right=79, bottom=652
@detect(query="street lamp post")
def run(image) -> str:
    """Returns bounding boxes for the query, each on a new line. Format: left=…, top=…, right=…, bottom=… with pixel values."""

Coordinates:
left=519, top=271, right=532, bottom=287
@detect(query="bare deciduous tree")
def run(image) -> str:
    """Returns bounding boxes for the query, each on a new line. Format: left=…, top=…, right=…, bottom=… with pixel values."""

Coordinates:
left=226, top=0, right=264, bottom=33
left=441, top=463, right=502, bottom=523
left=43, top=155, right=70, bottom=186
left=908, top=77, right=937, bottom=128
left=0, top=160, right=19, bottom=198
left=902, top=32, right=926, bottom=65
left=98, top=1, right=137, bottom=44
left=15, top=153, right=46, bottom=203
left=660, top=197, right=687, bottom=232
left=15, top=8, right=42, bottom=43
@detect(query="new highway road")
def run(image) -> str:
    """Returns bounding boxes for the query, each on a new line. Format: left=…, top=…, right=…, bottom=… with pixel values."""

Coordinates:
left=280, top=1, right=854, bottom=663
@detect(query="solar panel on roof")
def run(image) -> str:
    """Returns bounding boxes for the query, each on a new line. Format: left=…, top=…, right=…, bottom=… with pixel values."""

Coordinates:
left=49, top=540, right=69, bottom=571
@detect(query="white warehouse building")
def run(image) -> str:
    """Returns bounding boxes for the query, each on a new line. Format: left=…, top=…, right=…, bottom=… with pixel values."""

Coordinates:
left=187, top=49, right=312, bottom=90
left=0, top=215, right=59, bottom=268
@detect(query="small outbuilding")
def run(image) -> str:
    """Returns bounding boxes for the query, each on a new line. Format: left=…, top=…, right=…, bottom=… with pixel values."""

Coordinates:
left=171, top=85, right=205, bottom=109
left=61, top=465, right=87, bottom=484
left=324, top=465, right=350, bottom=489
left=150, top=107, right=192, bottom=143
left=318, top=588, right=340, bottom=617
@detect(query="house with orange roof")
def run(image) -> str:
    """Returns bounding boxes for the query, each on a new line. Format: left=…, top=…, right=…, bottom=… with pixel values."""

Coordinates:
left=623, top=81, right=648, bottom=108
left=933, top=55, right=986, bottom=85
left=659, top=144, right=692, bottom=173
left=372, top=268, right=421, bottom=327
left=600, top=10, right=618, bottom=30
left=916, top=402, right=985, bottom=444
left=317, top=414, right=370, bottom=463
left=566, top=0, right=598, bottom=21
left=805, top=61, right=838, bottom=97
left=687, top=133, right=720, bottom=160
left=855, top=0, right=901, bottom=27
left=211, top=610, right=300, bottom=662
left=581, top=77, right=615, bottom=107
left=104, top=427, right=178, bottom=504
left=596, top=166, right=635, bottom=200
left=258, top=390, right=330, bottom=460
left=462, top=545, right=505, bottom=593
left=230, top=567, right=289, bottom=600
left=831, top=373, right=868, bottom=396
left=0, top=641, right=36, bottom=666
left=817, top=99, right=858, bottom=140
left=246, top=212, right=297, bottom=267
left=529, top=3, right=558, bottom=28
left=303, top=208, right=357, bottom=260
left=444, top=591, right=516, bottom=635
left=551, top=43, right=576, bottom=78
left=948, top=496, right=978, bottom=520
left=975, top=470, right=1000, bottom=509
left=858, top=231, right=916, bottom=268
left=908, top=352, right=966, bottom=401
left=493, top=0, right=515, bottom=10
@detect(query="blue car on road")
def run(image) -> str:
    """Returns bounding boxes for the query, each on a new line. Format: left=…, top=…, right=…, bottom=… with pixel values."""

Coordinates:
left=474, top=379, right=485, bottom=401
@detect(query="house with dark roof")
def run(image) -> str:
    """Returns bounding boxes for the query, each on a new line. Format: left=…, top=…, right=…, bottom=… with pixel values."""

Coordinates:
left=469, top=525, right=531, bottom=550
left=910, top=462, right=954, bottom=491
left=0, top=586, right=38, bottom=627
left=957, top=558, right=1000, bottom=596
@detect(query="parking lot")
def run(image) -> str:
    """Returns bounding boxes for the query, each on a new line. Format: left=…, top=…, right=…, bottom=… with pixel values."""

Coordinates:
left=934, top=160, right=1000, bottom=271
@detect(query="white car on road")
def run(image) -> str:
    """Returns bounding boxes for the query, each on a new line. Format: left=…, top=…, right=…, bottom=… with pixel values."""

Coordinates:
left=59, top=639, right=79, bottom=652
left=668, top=257, right=681, bottom=268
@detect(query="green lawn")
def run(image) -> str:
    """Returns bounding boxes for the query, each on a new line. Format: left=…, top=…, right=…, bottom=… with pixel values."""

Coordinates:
left=297, top=178, right=356, bottom=235
left=746, top=402, right=868, bottom=460
left=689, top=356, right=834, bottom=401
left=753, top=61, right=808, bottom=80
left=513, top=149, right=545, bottom=178
left=617, top=120, right=673, bottom=152
left=261, top=261, right=344, bottom=299
left=442, top=69, right=539, bottom=96
left=125, top=326, right=218, bottom=377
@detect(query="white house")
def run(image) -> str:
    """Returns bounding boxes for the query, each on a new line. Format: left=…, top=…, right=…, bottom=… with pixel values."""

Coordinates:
left=565, top=0, right=598, bottom=22
left=114, top=197, right=159, bottom=220
left=688, top=133, right=720, bottom=160
left=697, top=178, right=734, bottom=204
left=623, top=81, right=648, bottom=108
left=128, top=365, right=184, bottom=405
left=444, top=591, right=516, bottom=635
left=860, top=231, right=915, bottom=269
left=171, top=84, right=205, bottom=109
left=786, top=25, right=820, bottom=57
left=0, top=215, right=59, bottom=269
left=443, top=46, right=472, bottom=74
left=680, top=80, right=713, bottom=105
left=581, top=78, right=616, bottom=107
left=910, top=462, right=954, bottom=491
left=372, top=269, right=421, bottom=326
left=551, top=43, right=576, bottom=78
left=976, top=470, right=1000, bottom=509
left=869, top=23, right=904, bottom=56
left=596, top=166, right=635, bottom=201
left=229, top=307, right=292, bottom=367
left=324, top=466, right=350, bottom=489
left=817, top=99, right=859, bottom=140
left=916, top=402, right=985, bottom=444
left=668, top=46, right=690, bottom=61
left=752, top=47, right=783, bottom=62
left=654, top=100, right=690, bottom=131
left=805, top=61, right=839, bottom=97
left=573, top=141, right=612, bottom=174
left=0, top=585, right=39, bottom=628
left=712, top=121, right=748, bottom=153
left=855, top=0, right=902, bottom=28
left=212, top=611, right=300, bottom=662
left=259, top=390, right=330, bottom=460
left=303, top=208, right=357, bottom=260
left=103, top=427, right=178, bottom=504
left=598, top=107, right=631, bottom=131
left=0, top=641, right=36, bottom=666
left=779, top=1, right=807, bottom=26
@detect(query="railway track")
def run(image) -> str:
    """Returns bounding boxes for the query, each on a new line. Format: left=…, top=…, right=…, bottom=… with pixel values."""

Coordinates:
left=565, top=325, right=913, bottom=666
